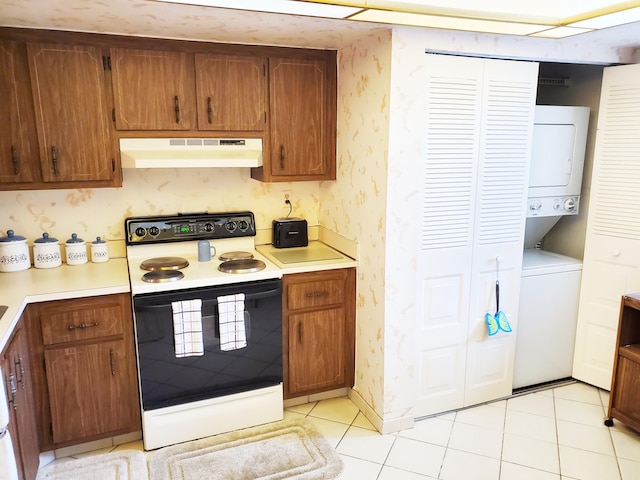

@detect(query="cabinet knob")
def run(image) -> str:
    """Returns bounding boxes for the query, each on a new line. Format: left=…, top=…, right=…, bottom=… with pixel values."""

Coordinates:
left=612, top=249, right=621, bottom=257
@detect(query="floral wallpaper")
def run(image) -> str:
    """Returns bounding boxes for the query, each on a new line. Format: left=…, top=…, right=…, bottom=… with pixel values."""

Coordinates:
left=323, top=31, right=392, bottom=429
left=0, top=169, right=320, bottom=248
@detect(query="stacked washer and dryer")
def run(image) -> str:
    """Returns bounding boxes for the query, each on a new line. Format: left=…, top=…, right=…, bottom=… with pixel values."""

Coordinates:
left=513, top=105, right=590, bottom=390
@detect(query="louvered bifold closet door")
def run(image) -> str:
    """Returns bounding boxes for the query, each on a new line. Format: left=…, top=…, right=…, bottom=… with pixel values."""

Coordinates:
left=464, top=58, right=538, bottom=406
left=573, top=63, right=640, bottom=390
left=416, top=54, right=483, bottom=416
left=416, top=54, right=537, bottom=417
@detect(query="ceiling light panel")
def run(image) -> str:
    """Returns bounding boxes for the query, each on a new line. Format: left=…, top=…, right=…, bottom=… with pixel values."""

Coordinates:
left=154, top=0, right=363, bottom=18
left=350, top=9, right=550, bottom=35
left=361, top=0, right=640, bottom=24
left=568, top=5, right=640, bottom=28
left=531, top=26, right=595, bottom=38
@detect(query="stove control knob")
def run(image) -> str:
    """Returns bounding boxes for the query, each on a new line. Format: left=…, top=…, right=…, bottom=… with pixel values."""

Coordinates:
left=203, top=222, right=214, bottom=233
left=149, top=226, right=160, bottom=237
left=238, top=220, right=249, bottom=231
left=225, top=221, right=237, bottom=232
left=135, top=227, right=146, bottom=238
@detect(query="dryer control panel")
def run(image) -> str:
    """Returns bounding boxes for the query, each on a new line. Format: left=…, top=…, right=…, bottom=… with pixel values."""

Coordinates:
left=527, top=196, right=580, bottom=218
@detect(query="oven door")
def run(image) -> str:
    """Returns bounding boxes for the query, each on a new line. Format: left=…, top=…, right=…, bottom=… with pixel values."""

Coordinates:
left=132, top=278, right=282, bottom=411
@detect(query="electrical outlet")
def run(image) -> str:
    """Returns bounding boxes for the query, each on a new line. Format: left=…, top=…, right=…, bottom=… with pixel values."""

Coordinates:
left=282, top=190, right=292, bottom=205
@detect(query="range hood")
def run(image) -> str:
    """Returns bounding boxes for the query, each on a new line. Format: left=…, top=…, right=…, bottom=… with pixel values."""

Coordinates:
left=119, top=138, right=263, bottom=169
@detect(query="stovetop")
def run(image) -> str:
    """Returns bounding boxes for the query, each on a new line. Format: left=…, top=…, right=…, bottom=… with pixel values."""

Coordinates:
left=125, top=212, right=282, bottom=295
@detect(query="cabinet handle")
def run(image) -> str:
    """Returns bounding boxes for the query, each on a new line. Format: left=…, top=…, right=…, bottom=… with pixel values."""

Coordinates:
left=279, top=145, right=285, bottom=169
left=207, top=96, right=213, bottom=124
left=67, top=322, right=100, bottom=331
left=298, top=322, right=303, bottom=344
left=51, top=146, right=59, bottom=176
left=10, top=145, right=19, bottom=175
left=7, top=373, right=17, bottom=410
left=174, top=95, right=180, bottom=123
left=306, top=291, right=329, bottom=298
left=14, top=354, right=25, bottom=387
left=110, top=349, right=117, bottom=376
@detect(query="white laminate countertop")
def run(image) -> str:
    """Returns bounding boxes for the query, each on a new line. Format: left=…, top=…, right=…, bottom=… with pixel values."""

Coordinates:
left=257, top=241, right=357, bottom=274
left=0, top=243, right=357, bottom=351
left=0, top=258, right=130, bottom=351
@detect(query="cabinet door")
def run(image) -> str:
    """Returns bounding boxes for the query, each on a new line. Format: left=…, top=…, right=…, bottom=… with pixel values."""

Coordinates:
left=0, top=41, right=39, bottom=185
left=268, top=57, right=334, bottom=180
left=288, top=308, right=346, bottom=395
left=27, top=43, right=115, bottom=183
left=195, top=54, right=266, bottom=131
left=573, top=63, right=640, bottom=389
left=1, top=324, right=39, bottom=480
left=44, top=339, right=137, bottom=444
left=111, top=48, right=196, bottom=130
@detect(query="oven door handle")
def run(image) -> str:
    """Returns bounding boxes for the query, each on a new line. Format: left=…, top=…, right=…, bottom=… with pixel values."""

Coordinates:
left=133, top=286, right=282, bottom=310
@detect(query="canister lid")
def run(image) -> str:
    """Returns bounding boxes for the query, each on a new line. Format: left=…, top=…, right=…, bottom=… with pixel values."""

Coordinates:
left=92, top=236, right=106, bottom=244
left=34, top=232, right=59, bottom=244
left=66, top=233, right=85, bottom=244
left=0, top=230, right=26, bottom=243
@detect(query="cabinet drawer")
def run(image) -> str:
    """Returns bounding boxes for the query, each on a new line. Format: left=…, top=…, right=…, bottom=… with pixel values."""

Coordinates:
left=40, top=302, right=123, bottom=345
left=287, top=277, right=345, bottom=310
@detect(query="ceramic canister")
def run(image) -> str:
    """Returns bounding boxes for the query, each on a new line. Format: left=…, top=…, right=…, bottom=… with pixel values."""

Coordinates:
left=0, top=230, right=31, bottom=272
left=33, top=232, right=62, bottom=269
left=90, top=237, right=109, bottom=263
left=65, top=233, right=88, bottom=265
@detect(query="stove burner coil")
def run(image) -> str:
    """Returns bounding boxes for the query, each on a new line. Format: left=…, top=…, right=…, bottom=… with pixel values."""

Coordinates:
left=142, top=270, right=185, bottom=283
left=218, top=258, right=266, bottom=274
left=218, top=251, right=254, bottom=262
left=140, top=256, right=189, bottom=271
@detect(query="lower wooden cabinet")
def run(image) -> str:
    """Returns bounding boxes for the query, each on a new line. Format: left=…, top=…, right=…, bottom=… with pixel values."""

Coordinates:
left=283, top=268, right=355, bottom=398
left=26, top=293, right=141, bottom=449
left=606, top=293, right=640, bottom=432
left=1, top=318, right=39, bottom=480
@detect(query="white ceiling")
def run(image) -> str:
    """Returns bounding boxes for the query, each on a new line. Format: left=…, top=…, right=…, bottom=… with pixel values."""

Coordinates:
left=1, top=0, right=639, bottom=56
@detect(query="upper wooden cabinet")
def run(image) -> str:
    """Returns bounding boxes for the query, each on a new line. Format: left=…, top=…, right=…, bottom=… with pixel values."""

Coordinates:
left=195, top=54, right=267, bottom=131
left=110, top=48, right=267, bottom=132
left=253, top=56, right=336, bottom=182
left=0, top=28, right=337, bottom=186
left=27, top=43, right=118, bottom=185
left=110, top=48, right=197, bottom=131
left=0, top=41, right=39, bottom=186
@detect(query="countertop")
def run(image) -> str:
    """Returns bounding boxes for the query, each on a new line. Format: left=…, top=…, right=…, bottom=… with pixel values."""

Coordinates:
left=257, top=241, right=357, bottom=274
left=0, top=258, right=130, bottom=351
left=0, top=242, right=357, bottom=351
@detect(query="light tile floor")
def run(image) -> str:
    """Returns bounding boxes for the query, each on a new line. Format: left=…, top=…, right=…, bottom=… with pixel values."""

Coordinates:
left=46, top=381, right=640, bottom=480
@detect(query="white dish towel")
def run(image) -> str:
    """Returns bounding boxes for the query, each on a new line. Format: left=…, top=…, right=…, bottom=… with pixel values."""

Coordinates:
left=218, top=293, right=247, bottom=351
left=171, top=299, right=204, bottom=358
